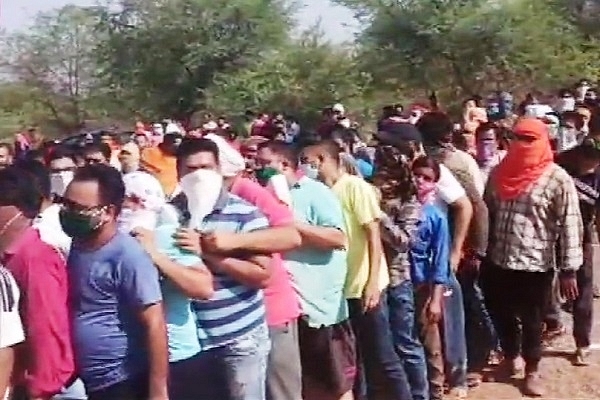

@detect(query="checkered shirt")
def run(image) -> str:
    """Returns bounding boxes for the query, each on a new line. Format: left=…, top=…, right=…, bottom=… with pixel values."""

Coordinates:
left=485, top=163, right=583, bottom=272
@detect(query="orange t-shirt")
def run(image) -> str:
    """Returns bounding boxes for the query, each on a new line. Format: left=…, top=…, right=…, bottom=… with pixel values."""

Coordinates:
left=140, top=147, right=178, bottom=197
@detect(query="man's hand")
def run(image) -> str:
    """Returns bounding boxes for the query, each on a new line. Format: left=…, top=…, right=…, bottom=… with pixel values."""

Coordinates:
left=362, top=280, right=381, bottom=313
left=559, top=273, right=579, bottom=301
left=173, top=228, right=201, bottom=255
left=426, top=298, right=442, bottom=324
left=200, top=231, right=240, bottom=254
left=131, top=227, right=157, bottom=256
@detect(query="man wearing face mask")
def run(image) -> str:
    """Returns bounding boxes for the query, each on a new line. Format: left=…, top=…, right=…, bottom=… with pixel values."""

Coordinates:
left=300, top=140, right=411, bottom=400
left=171, top=138, right=281, bottom=400
left=256, top=141, right=355, bottom=400
left=48, top=147, right=77, bottom=198
left=61, top=164, right=168, bottom=400
left=0, top=165, right=75, bottom=400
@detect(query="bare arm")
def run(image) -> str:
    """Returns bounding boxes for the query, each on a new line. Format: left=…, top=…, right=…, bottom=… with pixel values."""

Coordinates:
left=0, top=347, right=15, bottom=399
left=364, top=220, right=384, bottom=285
left=233, top=226, right=301, bottom=253
left=296, top=222, right=345, bottom=250
left=148, top=251, right=214, bottom=299
left=448, top=195, right=473, bottom=259
left=203, top=253, right=273, bottom=289
left=140, top=303, right=169, bottom=400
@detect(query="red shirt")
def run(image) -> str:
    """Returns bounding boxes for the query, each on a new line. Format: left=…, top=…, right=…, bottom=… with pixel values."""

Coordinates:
left=4, top=228, right=74, bottom=398
left=230, top=177, right=301, bottom=326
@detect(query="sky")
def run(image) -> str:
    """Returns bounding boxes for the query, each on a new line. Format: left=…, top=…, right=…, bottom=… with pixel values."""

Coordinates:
left=0, top=0, right=358, bottom=42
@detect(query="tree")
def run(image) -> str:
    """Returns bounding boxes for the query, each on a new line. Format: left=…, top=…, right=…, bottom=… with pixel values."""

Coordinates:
left=95, top=0, right=293, bottom=122
left=204, top=29, right=373, bottom=128
left=339, top=0, right=600, bottom=110
left=2, top=5, right=104, bottom=134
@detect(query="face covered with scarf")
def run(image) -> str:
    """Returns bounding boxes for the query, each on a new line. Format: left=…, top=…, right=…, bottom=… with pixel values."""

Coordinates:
left=492, top=118, right=554, bottom=200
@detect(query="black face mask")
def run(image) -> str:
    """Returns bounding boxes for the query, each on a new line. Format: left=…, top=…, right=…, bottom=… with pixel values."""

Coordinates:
left=59, top=208, right=105, bottom=239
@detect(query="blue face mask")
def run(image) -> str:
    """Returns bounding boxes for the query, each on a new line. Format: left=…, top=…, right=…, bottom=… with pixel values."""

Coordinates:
left=300, top=163, right=319, bottom=180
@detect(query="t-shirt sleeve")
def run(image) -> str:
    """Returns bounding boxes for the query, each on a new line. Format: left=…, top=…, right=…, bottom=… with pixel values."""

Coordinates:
left=154, top=224, right=202, bottom=267
left=311, top=183, right=346, bottom=230
left=0, top=268, right=24, bottom=349
left=237, top=179, right=294, bottom=227
left=349, top=178, right=382, bottom=226
left=239, top=208, right=271, bottom=233
left=437, top=164, right=466, bottom=205
left=120, top=241, right=163, bottom=308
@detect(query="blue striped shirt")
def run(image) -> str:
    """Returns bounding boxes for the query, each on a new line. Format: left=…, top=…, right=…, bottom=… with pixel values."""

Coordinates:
left=190, top=191, right=269, bottom=349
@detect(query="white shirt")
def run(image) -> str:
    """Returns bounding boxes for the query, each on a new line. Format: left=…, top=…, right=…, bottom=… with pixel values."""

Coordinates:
left=435, top=164, right=467, bottom=212
left=0, top=267, right=24, bottom=349
left=33, top=204, right=71, bottom=259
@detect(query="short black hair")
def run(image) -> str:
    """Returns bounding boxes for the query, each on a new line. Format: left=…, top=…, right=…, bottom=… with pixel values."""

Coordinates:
left=176, top=137, right=220, bottom=164
left=13, top=159, right=51, bottom=199
left=24, top=149, right=45, bottom=163
left=301, top=139, right=341, bottom=165
left=82, top=142, right=111, bottom=160
left=48, top=145, right=77, bottom=164
left=0, top=165, right=42, bottom=218
left=258, top=140, right=300, bottom=169
left=72, top=164, right=125, bottom=213
left=416, top=112, right=454, bottom=144
left=562, top=111, right=585, bottom=130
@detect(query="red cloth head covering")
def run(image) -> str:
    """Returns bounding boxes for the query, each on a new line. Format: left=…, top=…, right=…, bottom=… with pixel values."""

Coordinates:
left=492, top=117, right=554, bottom=200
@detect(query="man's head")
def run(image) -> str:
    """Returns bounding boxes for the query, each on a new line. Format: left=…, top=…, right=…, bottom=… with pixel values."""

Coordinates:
left=375, top=122, right=423, bottom=162
left=0, top=165, right=43, bottom=233
left=256, top=141, right=299, bottom=183
left=81, top=142, right=111, bottom=165
left=0, top=143, right=13, bottom=169
left=118, top=142, right=141, bottom=172
left=14, top=160, right=51, bottom=203
left=159, top=133, right=182, bottom=156
left=47, top=146, right=77, bottom=197
left=176, top=137, right=220, bottom=179
left=60, top=164, right=125, bottom=240
left=134, top=133, right=149, bottom=148
left=415, top=111, right=454, bottom=146
left=300, top=140, right=341, bottom=181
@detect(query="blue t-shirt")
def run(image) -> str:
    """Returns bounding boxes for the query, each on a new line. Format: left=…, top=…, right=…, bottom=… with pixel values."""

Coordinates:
left=154, top=224, right=202, bottom=362
left=68, top=231, right=162, bottom=392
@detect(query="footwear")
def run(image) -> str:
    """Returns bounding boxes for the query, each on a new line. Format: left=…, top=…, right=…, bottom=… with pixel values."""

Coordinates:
left=511, top=356, right=525, bottom=377
left=466, top=372, right=482, bottom=388
left=593, top=284, right=600, bottom=299
left=487, top=350, right=502, bottom=366
left=523, top=372, right=544, bottom=397
left=574, top=347, right=591, bottom=366
left=448, top=386, right=468, bottom=399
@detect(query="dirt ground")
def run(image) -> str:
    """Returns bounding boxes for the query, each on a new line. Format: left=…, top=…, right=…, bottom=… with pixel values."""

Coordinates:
left=464, top=298, right=600, bottom=400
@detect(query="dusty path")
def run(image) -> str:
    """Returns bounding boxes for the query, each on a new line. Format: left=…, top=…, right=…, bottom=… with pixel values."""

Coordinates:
left=466, top=298, right=600, bottom=400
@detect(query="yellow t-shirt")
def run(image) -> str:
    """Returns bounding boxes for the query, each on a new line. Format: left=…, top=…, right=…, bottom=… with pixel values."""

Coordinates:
left=332, top=174, right=390, bottom=299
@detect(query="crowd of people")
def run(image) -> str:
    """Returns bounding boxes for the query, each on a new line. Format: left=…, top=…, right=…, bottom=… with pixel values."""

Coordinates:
left=0, top=80, right=599, bottom=400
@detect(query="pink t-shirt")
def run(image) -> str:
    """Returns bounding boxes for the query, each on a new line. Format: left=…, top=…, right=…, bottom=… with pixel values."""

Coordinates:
left=230, top=176, right=301, bottom=326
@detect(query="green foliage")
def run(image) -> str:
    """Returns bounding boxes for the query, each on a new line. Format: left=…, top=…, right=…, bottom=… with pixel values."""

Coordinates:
left=205, top=29, right=373, bottom=128
left=2, top=0, right=600, bottom=140
left=95, top=0, right=293, bottom=121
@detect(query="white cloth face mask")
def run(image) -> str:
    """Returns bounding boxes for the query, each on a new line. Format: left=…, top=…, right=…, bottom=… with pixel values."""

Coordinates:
left=179, top=169, right=223, bottom=229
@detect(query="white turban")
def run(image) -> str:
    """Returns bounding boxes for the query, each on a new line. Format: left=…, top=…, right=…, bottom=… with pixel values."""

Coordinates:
left=204, top=133, right=245, bottom=177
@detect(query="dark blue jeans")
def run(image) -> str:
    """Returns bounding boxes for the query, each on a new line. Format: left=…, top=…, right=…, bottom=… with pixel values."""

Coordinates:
left=348, top=290, right=412, bottom=400
left=388, top=281, right=429, bottom=400
left=457, top=267, right=499, bottom=370
left=443, top=273, right=468, bottom=389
